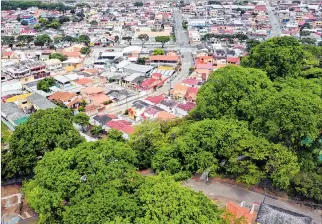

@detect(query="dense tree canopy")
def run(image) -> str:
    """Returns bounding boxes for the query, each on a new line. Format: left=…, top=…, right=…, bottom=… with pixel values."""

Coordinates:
left=191, top=66, right=274, bottom=121
left=129, top=121, right=163, bottom=169
left=37, top=77, right=56, bottom=92
left=2, top=108, right=84, bottom=180
left=152, top=119, right=299, bottom=189
left=23, top=140, right=226, bottom=224
left=252, top=87, right=322, bottom=149
left=241, top=37, right=308, bottom=80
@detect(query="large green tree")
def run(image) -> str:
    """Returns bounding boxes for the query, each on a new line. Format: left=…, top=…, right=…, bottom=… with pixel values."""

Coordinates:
left=34, top=34, right=52, bottom=49
left=16, top=35, right=34, bottom=48
left=23, top=140, right=139, bottom=224
left=37, top=77, right=56, bottom=92
left=2, top=36, right=15, bottom=47
left=73, top=113, right=90, bottom=132
left=137, top=34, right=149, bottom=47
left=191, top=66, right=274, bottom=121
left=135, top=174, right=226, bottom=224
left=155, top=36, right=170, bottom=48
left=1, top=108, right=84, bottom=180
left=241, top=36, right=307, bottom=80
left=252, top=87, right=322, bottom=149
left=152, top=119, right=300, bottom=188
left=129, top=121, right=164, bottom=169
left=23, top=140, right=227, bottom=224
left=78, top=34, right=90, bottom=46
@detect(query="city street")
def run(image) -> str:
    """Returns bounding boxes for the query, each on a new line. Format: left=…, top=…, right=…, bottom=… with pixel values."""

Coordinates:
left=267, top=2, right=282, bottom=37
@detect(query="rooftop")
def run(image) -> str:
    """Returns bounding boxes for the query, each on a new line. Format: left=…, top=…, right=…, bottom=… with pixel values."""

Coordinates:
left=256, top=203, right=313, bottom=224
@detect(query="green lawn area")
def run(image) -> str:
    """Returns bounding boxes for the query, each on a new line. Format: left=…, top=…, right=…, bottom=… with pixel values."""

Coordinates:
left=1, top=121, right=12, bottom=144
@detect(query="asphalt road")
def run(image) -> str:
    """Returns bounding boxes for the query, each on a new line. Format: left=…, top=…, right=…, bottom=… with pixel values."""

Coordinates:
left=183, top=180, right=322, bottom=224
left=267, top=2, right=282, bottom=37
left=173, top=9, right=190, bottom=47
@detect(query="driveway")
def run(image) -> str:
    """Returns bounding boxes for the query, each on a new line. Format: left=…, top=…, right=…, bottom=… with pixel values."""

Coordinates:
left=183, top=179, right=322, bottom=224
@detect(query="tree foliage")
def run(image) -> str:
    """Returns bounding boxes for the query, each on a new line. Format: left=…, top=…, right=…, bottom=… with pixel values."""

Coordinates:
left=2, top=1, right=74, bottom=11
left=77, top=35, right=90, bottom=46
left=2, top=108, right=84, bottom=180
left=49, top=53, right=67, bottom=61
left=252, top=87, right=322, bottom=149
left=129, top=121, right=163, bottom=169
left=137, top=34, right=149, bottom=47
left=80, top=46, right=91, bottom=55
left=122, top=36, right=132, bottom=45
left=34, top=34, right=52, bottom=49
left=241, top=37, right=309, bottom=80
left=74, top=113, right=90, bottom=132
left=37, top=77, right=56, bottom=92
left=152, top=48, right=165, bottom=55
left=155, top=36, right=171, bottom=48
left=23, top=141, right=226, bottom=224
left=151, top=119, right=299, bottom=188
left=135, top=174, right=225, bottom=224
left=2, top=36, right=15, bottom=46
left=191, top=66, right=274, bottom=121
left=134, top=1, right=144, bottom=7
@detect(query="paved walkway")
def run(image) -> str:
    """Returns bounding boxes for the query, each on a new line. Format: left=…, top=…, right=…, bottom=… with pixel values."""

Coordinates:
left=183, top=179, right=322, bottom=223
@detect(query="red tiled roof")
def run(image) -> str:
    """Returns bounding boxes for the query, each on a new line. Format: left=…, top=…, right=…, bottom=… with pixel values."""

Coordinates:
left=227, top=57, right=241, bottom=64
left=226, top=202, right=254, bottom=224
left=76, top=78, right=92, bottom=85
left=182, top=78, right=199, bottom=86
left=141, top=78, right=156, bottom=88
left=106, top=120, right=134, bottom=134
left=177, top=102, right=196, bottom=111
left=149, top=55, right=180, bottom=61
left=145, top=94, right=165, bottom=104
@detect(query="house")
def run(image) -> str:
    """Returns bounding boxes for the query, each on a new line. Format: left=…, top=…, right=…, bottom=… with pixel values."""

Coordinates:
left=84, top=104, right=98, bottom=116
left=123, top=73, right=146, bottom=91
left=185, top=87, right=199, bottom=102
left=256, top=203, right=313, bottom=224
left=81, top=87, right=105, bottom=97
left=145, top=94, right=165, bottom=105
left=181, top=78, right=199, bottom=88
left=92, top=114, right=114, bottom=130
left=123, top=63, right=154, bottom=75
left=44, top=59, right=63, bottom=71
left=75, top=78, right=93, bottom=87
left=48, top=91, right=81, bottom=108
left=3, top=60, right=49, bottom=83
left=171, top=84, right=188, bottom=100
left=53, top=75, right=71, bottom=89
left=175, top=102, right=196, bottom=117
left=106, top=120, right=134, bottom=139
left=139, top=73, right=165, bottom=91
left=191, top=69, right=210, bottom=81
left=26, top=93, right=56, bottom=110
left=1, top=102, right=29, bottom=128
left=226, top=202, right=255, bottom=224
left=158, top=98, right=177, bottom=113
left=141, top=105, right=164, bottom=120
left=128, top=100, right=151, bottom=120
left=227, top=57, right=241, bottom=65
left=148, top=55, right=180, bottom=65
left=89, top=94, right=111, bottom=106
left=156, top=111, right=177, bottom=121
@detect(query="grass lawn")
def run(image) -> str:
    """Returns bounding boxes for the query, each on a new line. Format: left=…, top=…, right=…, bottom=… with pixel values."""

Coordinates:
left=1, top=121, right=12, bottom=144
